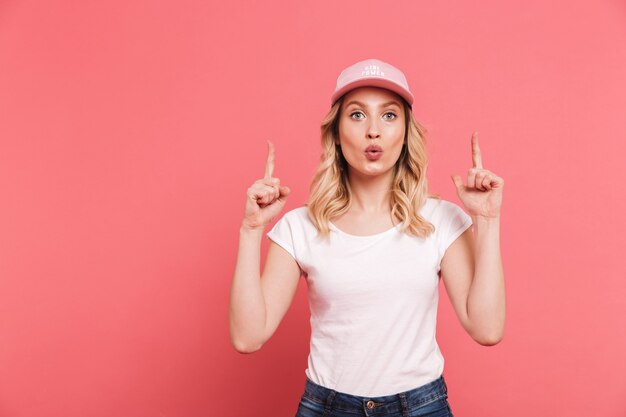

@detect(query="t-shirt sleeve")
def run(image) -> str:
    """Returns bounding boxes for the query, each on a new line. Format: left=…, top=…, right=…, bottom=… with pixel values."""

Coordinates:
left=266, top=212, right=296, bottom=260
left=437, top=201, right=473, bottom=269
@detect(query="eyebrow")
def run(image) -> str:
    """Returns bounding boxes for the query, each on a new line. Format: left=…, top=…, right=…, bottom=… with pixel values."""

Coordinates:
left=344, top=100, right=402, bottom=109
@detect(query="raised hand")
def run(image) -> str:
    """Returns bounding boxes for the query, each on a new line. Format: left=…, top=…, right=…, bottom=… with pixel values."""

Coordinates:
left=451, top=132, right=504, bottom=219
left=242, top=140, right=291, bottom=230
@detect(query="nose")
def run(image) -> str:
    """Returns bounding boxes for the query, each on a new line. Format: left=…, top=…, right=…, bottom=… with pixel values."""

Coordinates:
left=366, top=120, right=380, bottom=139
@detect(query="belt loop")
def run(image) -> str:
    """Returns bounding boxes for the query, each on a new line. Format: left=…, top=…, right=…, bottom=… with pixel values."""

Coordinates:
left=399, top=392, right=409, bottom=417
left=323, top=390, right=336, bottom=417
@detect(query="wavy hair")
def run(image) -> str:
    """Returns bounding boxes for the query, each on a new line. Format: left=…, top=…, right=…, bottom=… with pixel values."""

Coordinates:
left=306, top=96, right=441, bottom=239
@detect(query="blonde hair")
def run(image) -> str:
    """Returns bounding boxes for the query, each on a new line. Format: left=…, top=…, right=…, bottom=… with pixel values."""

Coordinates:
left=306, top=96, right=441, bottom=239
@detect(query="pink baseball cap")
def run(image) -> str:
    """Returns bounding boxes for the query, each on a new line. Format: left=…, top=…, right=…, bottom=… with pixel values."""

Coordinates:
left=330, top=58, right=414, bottom=107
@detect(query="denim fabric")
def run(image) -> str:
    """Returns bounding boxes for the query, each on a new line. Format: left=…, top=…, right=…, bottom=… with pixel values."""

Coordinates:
left=295, top=375, right=454, bottom=417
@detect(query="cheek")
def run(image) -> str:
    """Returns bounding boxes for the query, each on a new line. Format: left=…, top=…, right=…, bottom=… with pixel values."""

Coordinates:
left=389, top=127, right=405, bottom=147
left=339, top=121, right=360, bottom=137
left=338, top=129, right=362, bottom=151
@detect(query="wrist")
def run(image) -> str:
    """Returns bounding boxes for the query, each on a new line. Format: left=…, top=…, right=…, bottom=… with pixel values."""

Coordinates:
left=240, top=223, right=266, bottom=235
left=472, top=214, right=500, bottom=223
left=471, top=215, right=501, bottom=234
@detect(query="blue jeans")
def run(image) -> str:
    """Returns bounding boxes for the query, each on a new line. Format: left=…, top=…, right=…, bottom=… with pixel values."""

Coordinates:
left=295, top=375, right=454, bottom=417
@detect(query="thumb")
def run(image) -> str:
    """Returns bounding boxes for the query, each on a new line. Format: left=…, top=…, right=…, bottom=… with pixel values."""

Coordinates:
left=279, top=185, right=291, bottom=197
left=450, top=175, right=464, bottom=191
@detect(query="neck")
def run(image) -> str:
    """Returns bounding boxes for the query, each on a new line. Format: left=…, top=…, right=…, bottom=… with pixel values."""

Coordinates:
left=345, top=169, right=394, bottom=214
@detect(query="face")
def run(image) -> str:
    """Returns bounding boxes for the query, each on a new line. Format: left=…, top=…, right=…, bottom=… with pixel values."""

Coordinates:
left=336, top=87, right=406, bottom=180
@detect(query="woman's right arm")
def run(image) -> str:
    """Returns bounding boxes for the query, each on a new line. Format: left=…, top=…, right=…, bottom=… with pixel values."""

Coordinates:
left=229, top=141, right=301, bottom=353
left=230, top=227, right=301, bottom=353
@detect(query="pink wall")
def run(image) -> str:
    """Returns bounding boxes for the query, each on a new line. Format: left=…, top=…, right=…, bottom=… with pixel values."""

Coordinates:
left=1, top=0, right=625, bottom=416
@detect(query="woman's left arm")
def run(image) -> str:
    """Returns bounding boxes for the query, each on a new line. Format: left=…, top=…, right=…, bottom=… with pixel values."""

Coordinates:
left=441, top=132, right=505, bottom=346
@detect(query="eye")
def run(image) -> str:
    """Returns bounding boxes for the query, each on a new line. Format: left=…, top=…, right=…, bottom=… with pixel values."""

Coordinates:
left=349, top=111, right=365, bottom=120
left=383, top=112, right=397, bottom=120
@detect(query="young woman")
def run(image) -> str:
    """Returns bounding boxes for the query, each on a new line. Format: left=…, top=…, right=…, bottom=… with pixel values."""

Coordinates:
left=230, top=58, right=505, bottom=417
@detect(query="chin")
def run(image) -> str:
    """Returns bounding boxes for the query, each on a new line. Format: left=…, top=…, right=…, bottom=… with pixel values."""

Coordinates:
left=350, top=164, right=393, bottom=177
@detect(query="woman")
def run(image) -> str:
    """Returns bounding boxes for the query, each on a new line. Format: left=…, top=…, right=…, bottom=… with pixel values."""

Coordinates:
left=230, top=58, right=505, bottom=417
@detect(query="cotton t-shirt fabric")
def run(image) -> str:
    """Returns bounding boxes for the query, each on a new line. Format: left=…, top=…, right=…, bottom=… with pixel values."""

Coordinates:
left=266, top=197, right=473, bottom=397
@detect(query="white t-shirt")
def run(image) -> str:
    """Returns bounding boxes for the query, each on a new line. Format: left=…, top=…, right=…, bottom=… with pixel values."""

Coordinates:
left=266, top=197, right=473, bottom=397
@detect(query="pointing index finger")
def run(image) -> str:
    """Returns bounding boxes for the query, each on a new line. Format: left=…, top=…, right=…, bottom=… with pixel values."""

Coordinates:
left=265, top=140, right=275, bottom=179
left=472, top=132, right=483, bottom=169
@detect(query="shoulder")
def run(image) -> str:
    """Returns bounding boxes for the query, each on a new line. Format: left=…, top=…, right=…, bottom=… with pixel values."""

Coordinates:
left=422, top=197, right=452, bottom=217
left=270, top=205, right=313, bottom=230
left=423, top=197, right=470, bottom=225
left=267, top=205, right=317, bottom=245
left=277, top=205, right=309, bottom=222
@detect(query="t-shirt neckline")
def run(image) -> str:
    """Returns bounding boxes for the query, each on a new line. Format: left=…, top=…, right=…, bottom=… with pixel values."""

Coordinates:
left=328, top=221, right=401, bottom=239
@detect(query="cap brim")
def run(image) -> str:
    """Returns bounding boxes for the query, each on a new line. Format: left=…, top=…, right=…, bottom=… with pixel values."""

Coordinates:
left=331, top=77, right=414, bottom=106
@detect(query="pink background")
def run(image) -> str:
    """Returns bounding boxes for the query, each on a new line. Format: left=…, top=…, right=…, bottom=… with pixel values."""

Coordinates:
left=1, top=0, right=625, bottom=416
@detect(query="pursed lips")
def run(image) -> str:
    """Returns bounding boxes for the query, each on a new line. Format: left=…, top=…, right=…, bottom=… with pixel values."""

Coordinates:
left=364, top=144, right=383, bottom=161
left=365, top=145, right=383, bottom=153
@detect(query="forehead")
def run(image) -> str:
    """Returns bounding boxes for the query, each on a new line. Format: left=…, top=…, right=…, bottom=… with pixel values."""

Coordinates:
left=342, top=86, right=404, bottom=108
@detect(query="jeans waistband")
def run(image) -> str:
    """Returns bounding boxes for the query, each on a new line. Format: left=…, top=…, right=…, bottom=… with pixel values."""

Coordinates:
left=302, top=375, right=449, bottom=415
